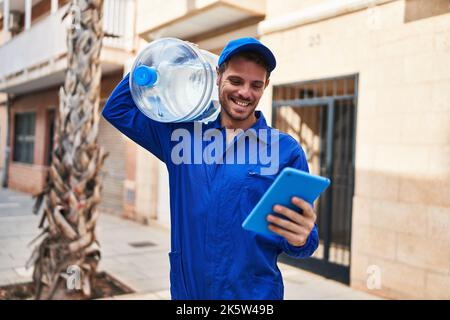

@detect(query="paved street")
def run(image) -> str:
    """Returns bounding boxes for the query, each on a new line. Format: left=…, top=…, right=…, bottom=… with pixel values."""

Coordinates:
left=0, top=188, right=380, bottom=300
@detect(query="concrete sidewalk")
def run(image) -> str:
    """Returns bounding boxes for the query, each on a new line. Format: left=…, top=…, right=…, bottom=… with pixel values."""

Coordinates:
left=0, top=188, right=381, bottom=300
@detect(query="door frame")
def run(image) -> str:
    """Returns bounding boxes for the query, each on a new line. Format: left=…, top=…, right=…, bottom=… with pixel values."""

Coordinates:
left=272, top=75, right=358, bottom=284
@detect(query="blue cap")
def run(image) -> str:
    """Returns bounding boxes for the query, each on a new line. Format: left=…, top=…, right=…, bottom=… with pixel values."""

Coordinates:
left=133, top=65, right=158, bottom=87
left=218, top=37, right=276, bottom=72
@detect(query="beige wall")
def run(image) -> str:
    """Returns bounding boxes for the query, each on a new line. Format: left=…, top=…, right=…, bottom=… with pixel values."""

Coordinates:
left=266, top=0, right=325, bottom=19
left=260, top=0, right=450, bottom=299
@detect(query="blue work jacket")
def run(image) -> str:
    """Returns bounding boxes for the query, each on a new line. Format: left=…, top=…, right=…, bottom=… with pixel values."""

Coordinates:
left=102, top=74, right=319, bottom=300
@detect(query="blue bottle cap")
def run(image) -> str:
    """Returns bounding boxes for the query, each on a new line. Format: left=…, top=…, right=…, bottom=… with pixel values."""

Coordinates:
left=133, top=65, right=158, bottom=87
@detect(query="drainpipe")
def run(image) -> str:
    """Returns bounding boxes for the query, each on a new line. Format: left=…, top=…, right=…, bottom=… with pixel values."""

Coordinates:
left=2, top=94, right=11, bottom=188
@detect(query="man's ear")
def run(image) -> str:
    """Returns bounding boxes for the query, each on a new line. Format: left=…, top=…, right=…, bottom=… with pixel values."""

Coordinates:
left=264, top=78, right=270, bottom=89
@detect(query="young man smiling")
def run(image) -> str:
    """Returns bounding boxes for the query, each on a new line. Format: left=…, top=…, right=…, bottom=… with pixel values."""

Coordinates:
left=102, top=37, right=319, bottom=300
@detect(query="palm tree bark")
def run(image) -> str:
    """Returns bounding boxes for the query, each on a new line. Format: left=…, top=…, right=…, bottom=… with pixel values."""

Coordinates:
left=29, top=0, right=107, bottom=300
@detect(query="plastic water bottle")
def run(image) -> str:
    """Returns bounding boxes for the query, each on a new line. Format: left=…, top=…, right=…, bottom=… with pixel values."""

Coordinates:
left=129, top=38, right=220, bottom=123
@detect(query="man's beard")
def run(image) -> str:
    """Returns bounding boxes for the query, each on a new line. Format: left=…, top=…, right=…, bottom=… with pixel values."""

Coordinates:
left=219, top=94, right=256, bottom=122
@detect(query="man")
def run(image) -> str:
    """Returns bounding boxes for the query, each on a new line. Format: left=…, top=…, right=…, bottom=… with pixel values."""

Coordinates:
left=102, top=37, right=319, bottom=300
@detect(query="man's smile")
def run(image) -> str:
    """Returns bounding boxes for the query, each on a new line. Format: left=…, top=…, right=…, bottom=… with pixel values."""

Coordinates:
left=230, top=96, right=251, bottom=108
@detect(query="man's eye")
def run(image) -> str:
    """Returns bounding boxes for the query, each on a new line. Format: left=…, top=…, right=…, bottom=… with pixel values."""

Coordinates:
left=230, top=79, right=241, bottom=85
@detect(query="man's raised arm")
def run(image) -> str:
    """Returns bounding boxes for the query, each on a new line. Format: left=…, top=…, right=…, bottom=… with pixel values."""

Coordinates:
left=101, top=73, right=172, bottom=162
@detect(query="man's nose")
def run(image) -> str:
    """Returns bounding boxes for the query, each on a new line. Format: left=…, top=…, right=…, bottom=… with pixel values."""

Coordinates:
left=237, top=84, right=251, bottom=100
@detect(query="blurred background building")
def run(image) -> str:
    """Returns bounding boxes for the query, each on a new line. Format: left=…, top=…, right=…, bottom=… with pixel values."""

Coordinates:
left=0, top=0, right=135, bottom=216
left=0, top=0, right=449, bottom=299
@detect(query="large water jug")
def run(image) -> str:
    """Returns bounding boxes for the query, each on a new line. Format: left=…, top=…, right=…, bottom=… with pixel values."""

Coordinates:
left=129, top=38, right=220, bottom=123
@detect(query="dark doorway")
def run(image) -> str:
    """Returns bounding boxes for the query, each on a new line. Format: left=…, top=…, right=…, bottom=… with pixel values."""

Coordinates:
left=273, top=75, right=358, bottom=284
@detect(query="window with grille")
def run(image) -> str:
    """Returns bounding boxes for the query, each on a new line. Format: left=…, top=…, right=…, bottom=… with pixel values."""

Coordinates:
left=47, top=110, right=55, bottom=166
left=13, top=112, right=36, bottom=164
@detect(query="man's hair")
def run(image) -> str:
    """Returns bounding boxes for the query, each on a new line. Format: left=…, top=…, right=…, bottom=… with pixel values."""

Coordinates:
left=218, top=51, right=271, bottom=79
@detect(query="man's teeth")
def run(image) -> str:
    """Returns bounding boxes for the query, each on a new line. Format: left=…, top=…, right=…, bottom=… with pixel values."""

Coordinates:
left=233, top=99, right=250, bottom=107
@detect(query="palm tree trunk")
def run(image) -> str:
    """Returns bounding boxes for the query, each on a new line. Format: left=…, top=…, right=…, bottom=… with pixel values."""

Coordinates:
left=29, top=0, right=107, bottom=300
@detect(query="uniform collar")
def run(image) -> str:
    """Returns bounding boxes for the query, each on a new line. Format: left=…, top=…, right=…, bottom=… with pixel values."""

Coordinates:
left=210, top=110, right=268, bottom=129
left=208, top=111, right=270, bottom=144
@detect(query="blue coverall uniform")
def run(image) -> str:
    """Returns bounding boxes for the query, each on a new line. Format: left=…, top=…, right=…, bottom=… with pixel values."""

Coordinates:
left=102, top=74, right=319, bottom=299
